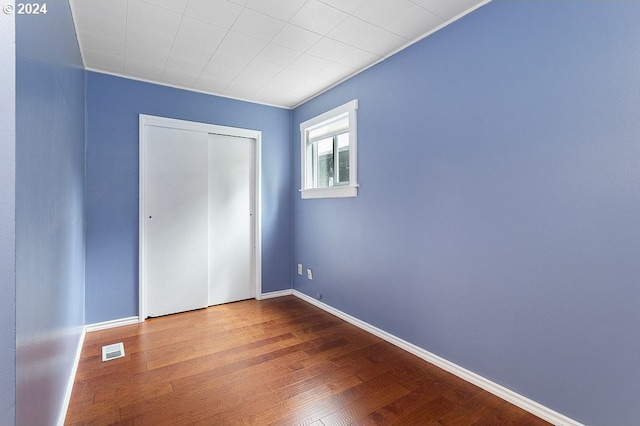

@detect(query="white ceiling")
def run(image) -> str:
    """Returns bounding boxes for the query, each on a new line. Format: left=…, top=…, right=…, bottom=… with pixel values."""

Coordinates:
left=70, top=0, right=487, bottom=108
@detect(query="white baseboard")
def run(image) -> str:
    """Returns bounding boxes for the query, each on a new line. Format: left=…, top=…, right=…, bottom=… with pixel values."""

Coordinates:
left=85, top=316, right=140, bottom=332
left=292, top=290, right=582, bottom=426
left=57, top=326, right=86, bottom=426
left=261, top=289, right=293, bottom=299
left=59, top=316, right=138, bottom=424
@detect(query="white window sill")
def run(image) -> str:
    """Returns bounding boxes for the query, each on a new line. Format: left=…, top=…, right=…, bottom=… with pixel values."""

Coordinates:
left=300, top=185, right=358, bottom=199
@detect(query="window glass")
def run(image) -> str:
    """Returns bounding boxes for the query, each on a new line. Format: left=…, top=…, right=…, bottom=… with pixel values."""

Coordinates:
left=316, top=137, right=334, bottom=187
left=300, top=100, right=358, bottom=199
left=336, top=132, right=349, bottom=185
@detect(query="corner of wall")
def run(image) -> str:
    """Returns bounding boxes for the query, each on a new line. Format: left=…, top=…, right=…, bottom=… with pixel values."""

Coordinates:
left=0, top=6, right=16, bottom=424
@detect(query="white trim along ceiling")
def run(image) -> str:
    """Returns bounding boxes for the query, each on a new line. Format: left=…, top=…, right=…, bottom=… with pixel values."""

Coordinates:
left=69, top=0, right=489, bottom=108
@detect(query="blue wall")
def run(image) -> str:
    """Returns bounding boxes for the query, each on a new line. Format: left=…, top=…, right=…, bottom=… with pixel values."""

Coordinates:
left=15, top=2, right=86, bottom=425
left=292, top=1, right=640, bottom=425
left=0, top=10, right=16, bottom=425
left=85, top=73, right=292, bottom=323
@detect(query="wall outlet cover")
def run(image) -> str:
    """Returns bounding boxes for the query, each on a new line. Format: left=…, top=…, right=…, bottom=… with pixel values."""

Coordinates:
left=307, top=269, right=313, bottom=280
left=297, top=264, right=303, bottom=275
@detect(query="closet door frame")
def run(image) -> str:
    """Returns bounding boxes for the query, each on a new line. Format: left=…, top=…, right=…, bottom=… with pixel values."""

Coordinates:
left=138, top=114, right=262, bottom=321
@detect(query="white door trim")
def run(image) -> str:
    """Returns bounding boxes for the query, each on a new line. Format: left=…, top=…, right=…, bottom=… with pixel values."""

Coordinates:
left=139, top=114, right=262, bottom=321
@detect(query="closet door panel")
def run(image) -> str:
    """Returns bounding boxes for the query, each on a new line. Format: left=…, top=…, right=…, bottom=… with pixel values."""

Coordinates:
left=208, top=133, right=254, bottom=306
left=144, top=126, right=209, bottom=317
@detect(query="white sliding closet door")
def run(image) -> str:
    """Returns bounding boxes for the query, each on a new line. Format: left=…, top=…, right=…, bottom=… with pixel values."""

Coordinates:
left=143, top=126, right=209, bottom=317
left=140, top=116, right=259, bottom=319
left=208, top=134, right=254, bottom=306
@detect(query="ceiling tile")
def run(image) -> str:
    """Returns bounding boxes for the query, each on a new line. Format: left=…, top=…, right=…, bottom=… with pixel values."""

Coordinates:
left=202, top=49, right=254, bottom=80
left=316, top=0, right=366, bottom=14
left=268, top=67, right=316, bottom=89
left=125, top=43, right=170, bottom=69
left=307, top=38, right=379, bottom=69
left=70, top=0, right=127, bottom=23
left=294, top=77, right=335, bottom=100
left=271, top=24, right=323, bottom=53
left=82, top=49, right=125, bottom=74
left=224, top=82, right=260, bottom=99
left=127, top=0, right=181, bottom=37
left=289, top=54, right=333, bottom=74
left=72, top=13, right=125, bottom=41
left=232, top=59, right=284, bottom=86
left=125, top=58, right=164, bottom=80
left=317, top=62, right=356, bottom=80
left=414, top=0, right=484, bottom=20
left=138, top=0, right=189, bottom=14
left=256, top=43, right=301, bottom=67
left=125, top=1, right=181, bottom=54
left=218, top=31, right=268, bottom=57
left=327, top=16, right=407, bottom=56
left=384, top=4, right=443, bottom=39
left=184, top=0, right=244, bottom=29
left=251, top=91, right=298, bottom=108
left=175, top=16, right=227, bottom=46
left=253, top=85, right=301, bottom=106
left=231, top=8, right=286, bottom=41
left=194, top=74, right=233, bottom=93
left=161, top=68, right=200, bottom=87
left=245, top=0, right=306, bottom=21
left=165, top=46, right=210, bottom=73
left=78, top=32, right=125, bottom=58
left=168, top=38, right=216, bottom=63
left=126, top=27, right=175, bottom=49
left=353, top=0, right=415, bottom=28
left=290, top=0, right=348, bottom=35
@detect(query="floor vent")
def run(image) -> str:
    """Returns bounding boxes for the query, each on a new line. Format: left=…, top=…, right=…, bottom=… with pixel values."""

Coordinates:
left=102, top=342, right=125, bottom=362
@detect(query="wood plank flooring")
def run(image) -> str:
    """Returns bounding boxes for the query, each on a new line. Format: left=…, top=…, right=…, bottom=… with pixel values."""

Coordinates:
left=65, top=296, right=550, bottom=425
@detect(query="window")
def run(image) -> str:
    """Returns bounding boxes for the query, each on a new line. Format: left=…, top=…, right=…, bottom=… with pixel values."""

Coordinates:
left=300, top=100, right=358, bottom=199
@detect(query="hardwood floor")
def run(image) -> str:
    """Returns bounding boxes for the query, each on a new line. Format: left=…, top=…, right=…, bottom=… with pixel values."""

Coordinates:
left=66, top=296, right=550, bottom=425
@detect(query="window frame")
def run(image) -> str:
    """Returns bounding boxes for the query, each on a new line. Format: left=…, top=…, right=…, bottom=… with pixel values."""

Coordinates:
left=300, top=99, right=358, bottom=199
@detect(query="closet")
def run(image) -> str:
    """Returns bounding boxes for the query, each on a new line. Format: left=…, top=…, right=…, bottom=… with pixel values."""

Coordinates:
left=139, top=115, right=261, bottom=318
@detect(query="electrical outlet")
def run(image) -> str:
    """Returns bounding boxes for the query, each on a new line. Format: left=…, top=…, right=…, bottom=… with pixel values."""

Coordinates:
left=307, top=269, right=313, bottom=280
left=297, top=264, right=303, bottom=275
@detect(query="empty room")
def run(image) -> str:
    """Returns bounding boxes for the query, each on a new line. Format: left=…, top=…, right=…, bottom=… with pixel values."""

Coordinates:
left=2, top=0, right=639, bottom=425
